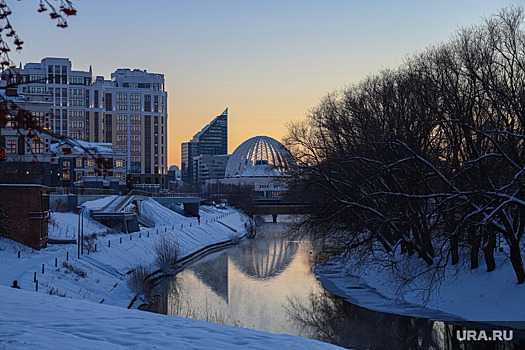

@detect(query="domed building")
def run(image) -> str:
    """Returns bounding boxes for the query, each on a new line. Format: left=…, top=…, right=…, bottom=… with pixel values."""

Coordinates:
left=213, top=136, right=294, bottom=200
left=225, top=136, right=293, bottom=178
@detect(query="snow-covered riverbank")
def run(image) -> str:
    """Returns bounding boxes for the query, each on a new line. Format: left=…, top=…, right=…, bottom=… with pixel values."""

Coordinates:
left=0, top=198, right=248, bottom=307
left=0, top=198, right=342, bottom=349
left=315, top=252, right=525, bottom=323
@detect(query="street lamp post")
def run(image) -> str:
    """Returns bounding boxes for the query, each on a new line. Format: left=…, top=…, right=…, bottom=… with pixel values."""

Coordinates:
left=77, top=206, right=85, bottom=258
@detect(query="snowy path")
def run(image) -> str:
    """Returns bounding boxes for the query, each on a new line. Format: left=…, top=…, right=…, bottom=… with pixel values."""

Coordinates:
left=0, top=244, right=77, bottom=287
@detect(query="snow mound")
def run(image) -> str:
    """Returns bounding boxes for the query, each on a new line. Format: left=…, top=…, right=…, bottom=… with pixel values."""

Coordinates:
left=1, top=286, right=341, bottom=349
left=140, top=198, right=193, bottom=226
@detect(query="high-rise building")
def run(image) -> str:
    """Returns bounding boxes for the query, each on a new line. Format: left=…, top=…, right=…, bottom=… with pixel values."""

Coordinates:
left=6, top=57, right=168, bottom=186
left=193, top=154, right=231, bottom=187
left=181, top=108, right=228, bottom=182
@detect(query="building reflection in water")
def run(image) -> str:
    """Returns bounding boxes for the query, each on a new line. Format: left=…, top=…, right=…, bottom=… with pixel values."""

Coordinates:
left=229, top=238, right=299, bottom=280
left=150, top=224, right=525, bottom=349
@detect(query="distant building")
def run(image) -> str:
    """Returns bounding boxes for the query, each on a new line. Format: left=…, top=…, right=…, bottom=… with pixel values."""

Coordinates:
left=0, top=86, right=58, bottom=186
left=181, top=141, right=198, bottom=181
left=168, top=165, right=181, bottom=181
left=219, top=136, right=293, bottom=200
left=0, top=184, right=50, bottom=250
left=193, top=154, right=231, bottom=187
left=181, top=108, right=228, bottom=181
left=50, top=139, right=127, bottom=193
left=4, top=57, right=168, bottom=187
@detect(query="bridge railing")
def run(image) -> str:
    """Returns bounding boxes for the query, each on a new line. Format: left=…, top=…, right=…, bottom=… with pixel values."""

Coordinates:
left=154, top=192, right=200, bottom=198
left=113, top=190, right=137, bottom=212
left=49, top=187, right=115, bottom=195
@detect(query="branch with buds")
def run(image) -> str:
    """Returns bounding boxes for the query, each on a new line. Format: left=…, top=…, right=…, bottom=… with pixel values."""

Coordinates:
left=0, top=0, right=77, bottom=70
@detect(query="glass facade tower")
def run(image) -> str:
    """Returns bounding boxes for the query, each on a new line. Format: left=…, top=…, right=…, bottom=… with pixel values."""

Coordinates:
left=181, top=108, right=228, bottom=181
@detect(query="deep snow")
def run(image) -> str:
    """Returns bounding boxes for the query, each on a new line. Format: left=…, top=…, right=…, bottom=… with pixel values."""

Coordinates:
left=0, top=285, right=341, bottom=350
left=316, top=251, right=525, bottom=323
left=0, top=197, right=341, bottom=349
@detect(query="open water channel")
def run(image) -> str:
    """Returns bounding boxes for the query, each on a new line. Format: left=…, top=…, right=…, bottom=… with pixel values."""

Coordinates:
left=150, top=220, right=525, bottom=349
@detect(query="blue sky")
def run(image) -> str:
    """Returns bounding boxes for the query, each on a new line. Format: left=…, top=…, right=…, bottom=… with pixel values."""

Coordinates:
left=6, top=0, right=523, bottom=165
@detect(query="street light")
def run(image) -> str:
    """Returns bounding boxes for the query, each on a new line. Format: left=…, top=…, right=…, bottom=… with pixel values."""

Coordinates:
left=77, top=206, right=85, bottom=258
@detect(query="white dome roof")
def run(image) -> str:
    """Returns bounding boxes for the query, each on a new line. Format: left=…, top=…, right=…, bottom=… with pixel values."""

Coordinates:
left=225, top=136, right=293, bottom=178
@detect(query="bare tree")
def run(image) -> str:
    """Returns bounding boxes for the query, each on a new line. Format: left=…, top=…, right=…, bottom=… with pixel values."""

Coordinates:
left=285, top=6, right=525, bottom=288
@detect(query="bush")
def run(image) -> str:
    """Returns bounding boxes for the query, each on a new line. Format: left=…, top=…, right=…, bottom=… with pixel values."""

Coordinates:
left=62, top=261, right=87, bottom=278
left=154, top=235, right=180, bottom=273
left=82, top=231, right=111, bottom=253
left=47, top=287, right=69, bottom=298
left=82, top=232, right=98, bottom=253
left=127, top=264, right=153, bottom=296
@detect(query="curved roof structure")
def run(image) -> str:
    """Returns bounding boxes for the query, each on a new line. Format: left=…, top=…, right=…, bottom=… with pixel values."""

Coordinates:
left=225, top=136, right=294, bottom=178
left=230, top=240, right=299, bottom=279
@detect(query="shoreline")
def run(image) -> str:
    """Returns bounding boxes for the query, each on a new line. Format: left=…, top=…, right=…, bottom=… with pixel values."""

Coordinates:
left=0, top=201, right=250, bottom=309
left=314, top=257, right=525, bottom=330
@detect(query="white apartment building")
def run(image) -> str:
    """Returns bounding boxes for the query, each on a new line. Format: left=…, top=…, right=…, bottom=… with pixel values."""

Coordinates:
left=11, top=57, right=168, bottom=186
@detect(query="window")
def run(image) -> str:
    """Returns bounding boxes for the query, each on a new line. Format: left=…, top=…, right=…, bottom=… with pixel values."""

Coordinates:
left=85, top=159, right=94, bottom=167
left=31, top=140, right=44, bottom=154
left=6, top=139, right=16, bottom=154
left=114, top=159, right=125, bottom=168
left=94, top=90, right=99, bottom=108
left=144, top=95, right=151, bottom=112
left=62, top=88, right=68, bottom=106
left=62, top=66, right=67, bottom=84
left=105, top=93, right=113, bottom=111
left=76, top=159, right=83, bottom=168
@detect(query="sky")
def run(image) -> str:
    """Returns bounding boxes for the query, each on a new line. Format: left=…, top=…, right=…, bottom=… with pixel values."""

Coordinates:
left=5, top=0, right=524, bottom=166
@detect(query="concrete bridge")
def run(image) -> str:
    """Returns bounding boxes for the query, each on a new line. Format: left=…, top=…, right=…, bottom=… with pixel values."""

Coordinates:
left=243, top=201, right=314, bottom=223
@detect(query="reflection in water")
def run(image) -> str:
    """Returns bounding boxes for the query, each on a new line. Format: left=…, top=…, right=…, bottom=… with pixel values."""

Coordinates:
left=285, top=290, right=525, bottom=350
left=151, top=223, right=525, bottom=349
left=285, top=289, right=441, bottom=349
left=229, top=237, right=299, bottom=279
left=192, top=253, right=229, bottom=303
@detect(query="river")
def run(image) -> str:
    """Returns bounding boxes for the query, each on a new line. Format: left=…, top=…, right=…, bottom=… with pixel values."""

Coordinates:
left=150, top=220, right=525, bottom=349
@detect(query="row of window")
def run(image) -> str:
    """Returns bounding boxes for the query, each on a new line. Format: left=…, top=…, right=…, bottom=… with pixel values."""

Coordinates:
left=122, top=82, right=164, bottom=91
left=70, top=158, right=126, bottom=168
left=5, top=139, right=48, bottom=154
left=71, top=172, right=125, bottom=181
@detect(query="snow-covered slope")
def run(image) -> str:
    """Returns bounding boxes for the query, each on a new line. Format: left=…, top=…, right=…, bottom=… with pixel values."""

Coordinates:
left=0, top=198, right=341, bottom=349
left=0, top=286, right=341, bottom=350
left=0, top=198, right=248, bottom=307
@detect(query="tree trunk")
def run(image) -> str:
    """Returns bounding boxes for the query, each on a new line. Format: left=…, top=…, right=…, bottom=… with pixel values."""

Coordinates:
left=451, top=234, right=459, bottom=266
left=509, top=241, right=525, bottom=284
left=469, top=226, right=480, bottom=270
left=482, top=226, right=496, bottom=272
left=446, top=219, right=459, bottom=265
